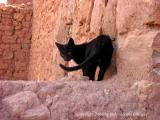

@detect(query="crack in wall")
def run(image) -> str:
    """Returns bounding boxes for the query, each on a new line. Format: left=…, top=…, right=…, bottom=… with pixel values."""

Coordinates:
left=87, top=0, right=95, bottom=33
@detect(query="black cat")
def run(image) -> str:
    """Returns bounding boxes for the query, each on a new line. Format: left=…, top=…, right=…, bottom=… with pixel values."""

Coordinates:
left=55, top=35, right=114, bottom=81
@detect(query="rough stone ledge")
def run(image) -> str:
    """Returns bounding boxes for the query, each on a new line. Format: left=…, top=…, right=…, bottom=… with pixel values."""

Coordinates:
left=0, top=76, right=160, bottom=120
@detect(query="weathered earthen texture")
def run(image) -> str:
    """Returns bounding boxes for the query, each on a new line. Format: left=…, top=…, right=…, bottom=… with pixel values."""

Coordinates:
left=29, top=0, right=117, bottom=80
left=116, top=0, right=160, bottom=81
left=7, top=0, right=32, bottom=4
left=0, top=76, right=160, bottom=120
left=29, top=0, right=160, bottom=81
left=0, top=4, right=32, bottom=80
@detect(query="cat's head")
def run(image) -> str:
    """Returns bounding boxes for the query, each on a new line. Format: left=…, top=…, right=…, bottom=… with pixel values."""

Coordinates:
left=55, top=38, right=75, bottom=61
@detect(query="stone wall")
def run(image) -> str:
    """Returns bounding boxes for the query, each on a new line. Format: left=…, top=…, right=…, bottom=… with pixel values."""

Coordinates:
left=0, top=77, right=160, bottom=120
left=7, top=0, right=32, bottom=4
left=0, top=4, right=32, bottom=80
left=29, top=0, right=160, bottom=81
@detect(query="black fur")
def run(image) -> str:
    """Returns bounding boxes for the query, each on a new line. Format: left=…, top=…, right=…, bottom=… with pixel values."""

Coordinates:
left=55, top=35, right=114, bottom=81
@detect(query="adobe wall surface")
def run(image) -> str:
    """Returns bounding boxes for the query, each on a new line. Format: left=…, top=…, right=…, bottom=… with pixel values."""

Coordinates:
left=29, top=0, right=160, bottom=81
left=116, top=0, right=160, bottom=82
left=0, top=4, right=32, bottom=80
left=29, top=0, right=117, bottom=80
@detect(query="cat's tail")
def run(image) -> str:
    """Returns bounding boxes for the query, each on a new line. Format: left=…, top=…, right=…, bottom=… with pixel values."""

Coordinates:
left=59, top=54, right=97, bottom=71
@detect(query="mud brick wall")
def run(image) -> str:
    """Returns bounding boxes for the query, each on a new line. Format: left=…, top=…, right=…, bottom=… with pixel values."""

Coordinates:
left=0, top=4, right=32, bottom=80
left=7, top=0, right=32, bottom=4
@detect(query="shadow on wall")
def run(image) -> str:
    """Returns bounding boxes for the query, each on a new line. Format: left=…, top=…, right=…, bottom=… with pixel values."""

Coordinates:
left=103, top=39, right=117, bottom=80
left=152, top=32, right=160, bottom=82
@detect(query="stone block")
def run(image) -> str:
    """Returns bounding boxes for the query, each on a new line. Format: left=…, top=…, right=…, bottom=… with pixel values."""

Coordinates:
left=1, top=18, right=13, bottom=26
left=15, top=61, right=27, bottom=70
left=0, top=25, right=14, bottom=31
left=0, top=62, right=8, bottom=69
left=2, top=6, right=15, bottom=14
left=1, top=14, right=13, bottom=19
left=9, top=44, right=21, bottom=51
left=25, top=13, right=32, bottom=21
left=2, top=91, right=40, bottom=117
left=2, top=35, right=17, bottom=43
left=20, top=105, right=50, bottom=120
left=4, top=30, right=14, bottom=36
left=13, top=70, right=28, bottom=80
left=15, top=30, right=26, bottom=38
left=22, top=43, right=31, bottom=49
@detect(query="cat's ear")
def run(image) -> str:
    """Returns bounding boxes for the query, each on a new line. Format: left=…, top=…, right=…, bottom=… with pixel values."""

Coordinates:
left=68, top=38, right=75, bottom=46
left=55, top=42, right=63, bottom=50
